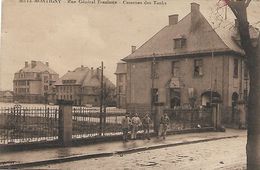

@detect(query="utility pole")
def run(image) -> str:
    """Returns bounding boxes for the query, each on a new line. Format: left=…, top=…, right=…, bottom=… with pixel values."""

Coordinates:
left=151, top=54, right=155, bottom=115
left=99, top=61, right=104, bottom=136
left=151, top=53, right=157, bottom=133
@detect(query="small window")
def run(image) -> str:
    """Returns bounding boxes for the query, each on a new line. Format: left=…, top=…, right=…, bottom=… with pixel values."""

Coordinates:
left=194, top=59, right=203, bottom=77
left=172, top=61, right=180, bottom=77
left=174, top=38, right=186, bottom=49
left=151, top=88, right=159, bottom=104
left=118, top=74, right=124, bottom=82
left=118, top=86, right=123, bottom=93
left=244, top=63, right=249, bottom=80
left=151, top=61, right=159, bottom=79
left=234, top=58, right=239, bottom=78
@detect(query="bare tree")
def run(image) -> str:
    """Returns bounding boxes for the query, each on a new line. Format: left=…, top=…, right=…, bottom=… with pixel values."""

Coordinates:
left=220, top=0, right=260, bottom=169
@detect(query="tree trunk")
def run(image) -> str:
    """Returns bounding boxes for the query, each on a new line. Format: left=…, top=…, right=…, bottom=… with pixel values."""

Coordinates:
left=247, top=36, right=260, bottom=169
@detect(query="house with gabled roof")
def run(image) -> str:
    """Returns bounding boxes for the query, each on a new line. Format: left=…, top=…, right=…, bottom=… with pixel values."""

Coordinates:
left=55, top=66, right=115, bottom=106
left=114, top=62, right=127, bottom=108
left=13, top=61, right=59, bottom=103
left=121, top=2, right=258, bottom=126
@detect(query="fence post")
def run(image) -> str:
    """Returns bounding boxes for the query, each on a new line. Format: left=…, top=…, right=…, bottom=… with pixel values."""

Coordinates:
left=153, top=102, right=164, bottom=135
left=58, top=100, right=73, bottom=146
left=212, top=103, right=222, bottom=130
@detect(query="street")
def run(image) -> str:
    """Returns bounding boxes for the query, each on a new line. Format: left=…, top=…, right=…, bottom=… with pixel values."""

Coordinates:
left=31, top=135, right=246, bottom=170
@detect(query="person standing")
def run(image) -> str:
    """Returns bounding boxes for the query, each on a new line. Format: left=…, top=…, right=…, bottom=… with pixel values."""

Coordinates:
left=131, top=113, right=142, bottom=140
left=142, top=113, right=152, bottom=140
left=121, top=113, right=131, bottom=142
left=160, top=112, right=170, bottom=139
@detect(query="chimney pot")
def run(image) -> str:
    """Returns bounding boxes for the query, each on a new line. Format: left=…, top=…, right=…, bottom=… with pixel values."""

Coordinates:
left=131, top=46, right=136, bottom=54
left=191, top=2, right=200, bottom=12
left=169, top=14, right=178, bottom=25
left=45, top=62, right=49, bottom=67
left=31, top=61, right=36, bottom=68
left=25, top=61, right=28, bottom=67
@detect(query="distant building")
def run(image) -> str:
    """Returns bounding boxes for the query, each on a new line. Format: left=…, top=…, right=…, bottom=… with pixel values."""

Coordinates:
left=0, top=90, right=14, bottom=103
left=13, top=61, right=59, bottom=103
left=114, top=62, right=127, bottom=108
left=121, top=3, right=258, bottom=125
left=55, top=66, right=115, bottom=106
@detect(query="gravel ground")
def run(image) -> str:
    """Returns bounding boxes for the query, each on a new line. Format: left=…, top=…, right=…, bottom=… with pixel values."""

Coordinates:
left=31, top=136, right=246, bottom=170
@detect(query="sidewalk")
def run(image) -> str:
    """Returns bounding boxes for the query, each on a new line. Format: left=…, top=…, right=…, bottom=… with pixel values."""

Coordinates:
left=0, top=129, right=246, bottom=169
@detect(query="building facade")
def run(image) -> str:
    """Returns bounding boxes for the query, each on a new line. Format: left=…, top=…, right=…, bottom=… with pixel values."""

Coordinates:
left=55, top=66, right=115, bottom=106
left=114, top=62, right=127, bottom=108
left=121, top=3, right=258, bottom=125
left=0, top=91, right=14, bottom=103
left=13, top=61, right=59, bottom=103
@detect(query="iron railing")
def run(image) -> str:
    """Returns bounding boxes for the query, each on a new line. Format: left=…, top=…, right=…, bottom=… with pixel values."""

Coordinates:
left=0, top=106, right=59, bottom=144
left=164, top=107, right=213, bottom=130
left=72, top=107, right=125, bottom=139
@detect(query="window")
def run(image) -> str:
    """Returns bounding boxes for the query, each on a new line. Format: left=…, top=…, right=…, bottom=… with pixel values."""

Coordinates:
left=151, top=88, right=159, bottom=104
left=44, top=76, right=48, bottom=83
left=234, top=58, right=239, bottom=78
left=244, top=64, right=249, bottom=80
left=174, top=38, right=186, bottom=49
left=44, top=85, right=48, bottom=91
left=118, top=74, right=124, bottom=82
left=170, top=88, right=181, bottom=108
left=151, top=61, right=159, bottom=79
left=171, top=61, right=180, bottom=77
left=194, top=59, right=203, bottom=77
left=118, top=86, right=123, bottom=93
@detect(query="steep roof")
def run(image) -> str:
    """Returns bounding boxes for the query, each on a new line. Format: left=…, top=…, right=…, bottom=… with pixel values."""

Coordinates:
left=122, top=10, right=245, bottom=61
left=55, top=66, right=90, bottom=86
left=82, top=69, right=115, bottom=88
left=17, top=61, right=58, bottom=75
left=55, top=67, right=115, bottom=88
left=114, top=62, right=127, bottom=74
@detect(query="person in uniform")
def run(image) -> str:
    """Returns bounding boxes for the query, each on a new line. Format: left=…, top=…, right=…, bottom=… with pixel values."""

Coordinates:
left=121, top=113, right=131, bottom=142
left=131, top=113, right=142, bottom=140
left=142, top=113, right=152, bottom=140
left=160, top=112, right=170, bottom=139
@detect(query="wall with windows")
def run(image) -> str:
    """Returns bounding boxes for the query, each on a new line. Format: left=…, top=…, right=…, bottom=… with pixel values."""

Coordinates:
left=126, top=54, right=248, bottom=112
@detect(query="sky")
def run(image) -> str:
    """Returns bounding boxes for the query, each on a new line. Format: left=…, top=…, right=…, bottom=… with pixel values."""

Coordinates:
left=0, top=0, right=259, bottom=91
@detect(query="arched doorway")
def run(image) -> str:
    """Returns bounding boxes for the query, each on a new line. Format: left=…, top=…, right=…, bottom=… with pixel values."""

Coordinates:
left=201, top=91, right=221, bottom=107
left=232, top=92, right=239, bottom=123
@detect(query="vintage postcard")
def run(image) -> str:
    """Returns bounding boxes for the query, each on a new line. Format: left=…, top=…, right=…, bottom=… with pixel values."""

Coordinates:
left=0, top=0, right=259, bottom=169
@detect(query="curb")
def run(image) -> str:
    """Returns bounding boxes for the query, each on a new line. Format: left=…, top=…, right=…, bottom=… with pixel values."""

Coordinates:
left=0, top=135, right=239, bottom=169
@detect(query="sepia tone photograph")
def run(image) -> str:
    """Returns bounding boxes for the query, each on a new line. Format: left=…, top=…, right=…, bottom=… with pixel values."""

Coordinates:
left=0, top=0, right=260, bottom=169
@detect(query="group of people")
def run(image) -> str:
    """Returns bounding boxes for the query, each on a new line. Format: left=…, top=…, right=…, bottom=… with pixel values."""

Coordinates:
left=121, top=112, right=170, bottom=142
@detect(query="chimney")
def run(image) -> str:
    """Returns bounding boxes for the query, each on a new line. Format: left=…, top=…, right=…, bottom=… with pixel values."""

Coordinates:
left=25, top=61, right=28, bottom=68
left=91, top=67, right=94, bottom=76
left=131, top=46, right=136, bottom=54
left=191, top=3, right=200, bottom=30
left=96, top=68, right=100, bottom=79
left=45, top=62, right=49, bottom=67
left=31, top=60, right=36, bottom=68
left=169, top=14, right=178, bottom=25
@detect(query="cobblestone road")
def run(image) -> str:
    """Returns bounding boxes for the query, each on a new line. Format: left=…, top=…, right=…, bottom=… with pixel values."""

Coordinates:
left=32, top=135, right=246, bottom=170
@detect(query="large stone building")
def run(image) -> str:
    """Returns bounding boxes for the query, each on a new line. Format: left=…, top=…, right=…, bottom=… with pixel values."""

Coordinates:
left=114, top=62, right=127, bottom=108
left=13, top=61, right=59, bottom=103
left=121, top=3, right=258, bottom=125
left=55, top=66, right=115, bottom=106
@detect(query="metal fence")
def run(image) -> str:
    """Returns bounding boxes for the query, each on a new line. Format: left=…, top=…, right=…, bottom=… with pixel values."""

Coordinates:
left=0, top=105, right=213, bottom=145
left=164, top=107, right=213, bottom=130
left=0, top=106, right=59, bottom=144
left=72, top=107, right=125, bottom=139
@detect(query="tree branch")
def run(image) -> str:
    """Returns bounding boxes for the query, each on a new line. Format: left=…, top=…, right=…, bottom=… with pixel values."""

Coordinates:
left=245, top=0, right=252, bottom=8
